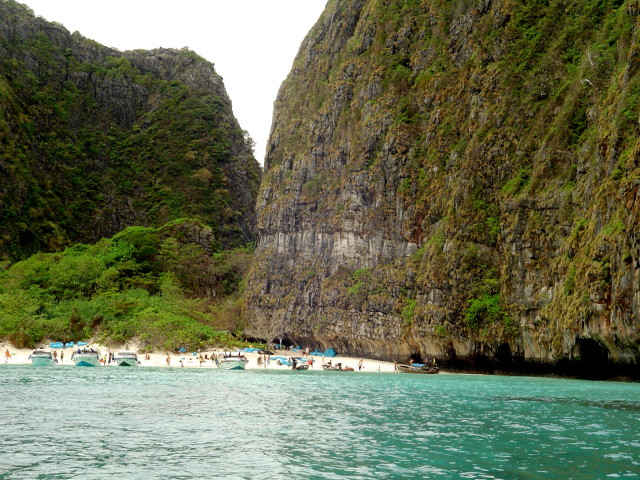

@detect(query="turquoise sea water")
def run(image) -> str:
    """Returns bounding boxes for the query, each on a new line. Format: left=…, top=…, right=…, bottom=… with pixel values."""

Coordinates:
left=1, top=366, right=639, bottom=480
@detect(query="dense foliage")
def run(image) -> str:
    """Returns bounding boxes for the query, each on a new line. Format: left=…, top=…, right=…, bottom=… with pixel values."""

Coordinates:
left=0, top=219, right=255, bottom=350
left=0, top=0, right=260, bottom=261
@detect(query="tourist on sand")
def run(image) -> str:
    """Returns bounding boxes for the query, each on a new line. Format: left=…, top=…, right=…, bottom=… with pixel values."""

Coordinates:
left=166, top=354, right=170, bottom=366
left=60, top=351, right=64, bottom=362
left=4, top=348, right=11, bottom=364
left=358, top=359, right=363, bottom=371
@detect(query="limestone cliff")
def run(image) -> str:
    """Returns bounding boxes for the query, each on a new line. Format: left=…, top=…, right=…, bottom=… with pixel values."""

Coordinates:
left=246, top=0, right=640, bottom=378
left=0, top=0, right=261, bottom=260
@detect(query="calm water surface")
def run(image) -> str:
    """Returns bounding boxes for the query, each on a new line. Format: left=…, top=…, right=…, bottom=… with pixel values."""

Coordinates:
left=1, top=366, right=639, bottom=479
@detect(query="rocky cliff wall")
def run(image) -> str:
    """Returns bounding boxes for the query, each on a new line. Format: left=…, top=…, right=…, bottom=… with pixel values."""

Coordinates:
left=0, top=0, right=261, bottom=260
left=246, top=0, right=640, bottom=378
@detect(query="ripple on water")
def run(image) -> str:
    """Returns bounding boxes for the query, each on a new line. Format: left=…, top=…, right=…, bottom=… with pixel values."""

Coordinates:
left=1, top=367, right=639, bottom=479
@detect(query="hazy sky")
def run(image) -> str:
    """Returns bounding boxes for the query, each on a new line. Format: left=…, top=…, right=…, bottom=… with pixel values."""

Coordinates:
left=20, top=0, right=328, bottom=164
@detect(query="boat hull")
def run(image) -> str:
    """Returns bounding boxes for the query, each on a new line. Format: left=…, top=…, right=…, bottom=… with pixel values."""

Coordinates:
left=115, top=352, right=139, bottom=367
left=116, top=357, right=138, bottom=366
left=31, top=355, right=55, bottom=366
left=396, top=364, right=439, bottom=374
left=73, top=354, right=101, bottom=367
left=218, top=359, right=248, bottom=370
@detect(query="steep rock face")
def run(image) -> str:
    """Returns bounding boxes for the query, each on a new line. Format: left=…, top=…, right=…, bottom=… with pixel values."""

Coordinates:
left=0, top=0, right=261, bottom=260
left=246, top=0, right=640, bottom=378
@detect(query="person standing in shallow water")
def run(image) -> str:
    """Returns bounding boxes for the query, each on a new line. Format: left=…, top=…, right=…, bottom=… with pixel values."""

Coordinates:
left=166, top=354, right=170, bottom=366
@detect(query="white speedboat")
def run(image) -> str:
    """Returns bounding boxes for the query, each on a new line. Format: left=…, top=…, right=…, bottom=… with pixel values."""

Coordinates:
left=29, top=348, right=56, bottom=366
left=217, top=353, right=248, bottom=370
left=115, top=351, right=139, bottom=367
left=71, top=348, right=101, bottom=367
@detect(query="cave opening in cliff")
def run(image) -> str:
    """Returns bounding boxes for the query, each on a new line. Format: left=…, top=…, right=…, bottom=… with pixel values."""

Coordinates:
left=270, top=334, right=294, bottom=349
left=242, top=334, right=267, bottom=344
left=409, top=352, right=422, bottom=364
left=573, top=338, right=610, bottom=377
left=496, top=343, right=512, bottom=363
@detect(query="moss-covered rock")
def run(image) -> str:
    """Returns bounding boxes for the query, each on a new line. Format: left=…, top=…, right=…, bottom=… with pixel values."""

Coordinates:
left=0, top=0, right=261, bottom=261
left=245, top=0, right=640, bottom=379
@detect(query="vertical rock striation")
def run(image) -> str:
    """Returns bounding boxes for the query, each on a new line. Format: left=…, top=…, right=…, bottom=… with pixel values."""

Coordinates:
left=246, top=0, right=640, bottom=378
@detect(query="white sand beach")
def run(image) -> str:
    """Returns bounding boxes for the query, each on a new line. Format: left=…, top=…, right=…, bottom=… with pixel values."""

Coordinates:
left=1, top=342, right=400, bottom=372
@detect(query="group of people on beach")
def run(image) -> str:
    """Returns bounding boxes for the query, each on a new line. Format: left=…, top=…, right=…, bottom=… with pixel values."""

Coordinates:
left=256, top=354, right=271, bottom=367
left=166, top=352, right=226, bottom=367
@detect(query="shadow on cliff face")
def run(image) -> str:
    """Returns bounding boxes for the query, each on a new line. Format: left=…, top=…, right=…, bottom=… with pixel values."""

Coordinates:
left=557, top=337, right=638, bottom=380
left=247, top=333, right=638, bottom=380
left=442, top=342, right=526, bottom=375
left=559, top=337, right=613, bottom=379
left=440, top=338, right=639, bottom=381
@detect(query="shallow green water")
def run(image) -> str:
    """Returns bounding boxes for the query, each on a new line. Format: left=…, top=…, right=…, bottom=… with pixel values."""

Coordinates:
left=1, top=366, right=638, bottom=479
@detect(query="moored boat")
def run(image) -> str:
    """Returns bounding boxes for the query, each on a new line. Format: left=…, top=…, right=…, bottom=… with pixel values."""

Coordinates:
left=217, top=353, right=248, bottom=370
left=115, top=351, right=139, bottom=367
left=396, top=363, right=439, bottom=374
left=322, top=362, right=351, bottom=371
left=291, top=357, right=310, bottom=370
left=71, top=347, right=101, bottom=367
left=29, top=348, right=56, bottom=366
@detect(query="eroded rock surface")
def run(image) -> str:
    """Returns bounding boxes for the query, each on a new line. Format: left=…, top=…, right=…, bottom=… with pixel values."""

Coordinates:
left=246, top=0, right=640, bottom=378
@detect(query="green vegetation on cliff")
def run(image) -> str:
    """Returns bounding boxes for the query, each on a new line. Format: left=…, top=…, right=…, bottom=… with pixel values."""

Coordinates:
left=0, top=0, right=260, bottom=261
left=247, top=0, right=640, bottom=375
left=0, top=219, right=254, bottom=350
